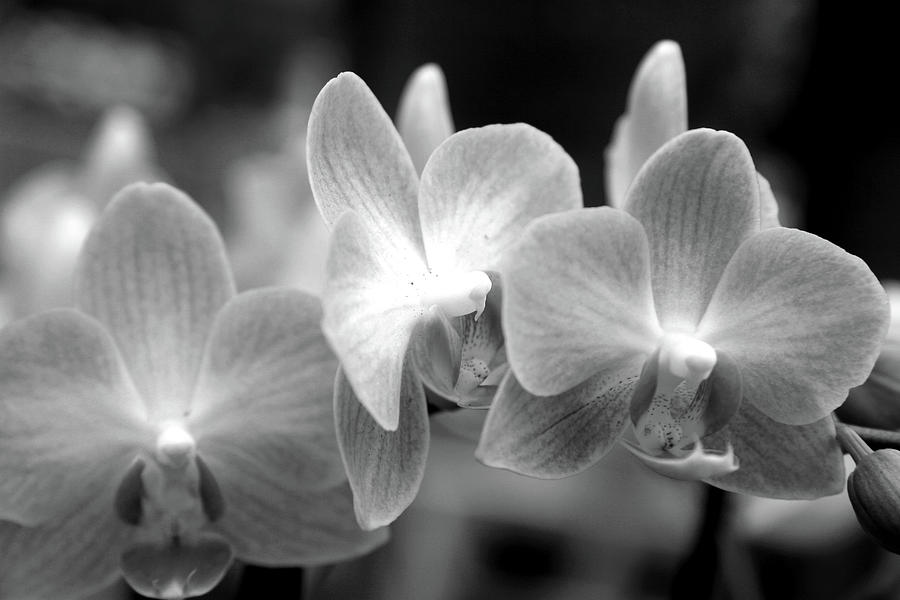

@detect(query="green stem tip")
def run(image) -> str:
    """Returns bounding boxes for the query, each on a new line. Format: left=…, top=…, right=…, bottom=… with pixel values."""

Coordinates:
left=836, top=422, right=874, bottom=464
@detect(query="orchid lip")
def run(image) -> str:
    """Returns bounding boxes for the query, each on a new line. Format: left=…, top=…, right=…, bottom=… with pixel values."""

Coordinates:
left=120, top=533, right=234, bottom=600
left=453, top=302, right=505, bottom=398
left=622, top=437, right=739, bottom=480
left=627, top=333, right=745, bottom=482
left=456, top=357, right=490, bottom=391
left=114, top=444, right=231, bottom=597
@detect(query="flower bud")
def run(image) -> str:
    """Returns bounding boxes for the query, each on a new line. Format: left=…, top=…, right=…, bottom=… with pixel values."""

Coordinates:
left=848, top=448, right=900, bottom=554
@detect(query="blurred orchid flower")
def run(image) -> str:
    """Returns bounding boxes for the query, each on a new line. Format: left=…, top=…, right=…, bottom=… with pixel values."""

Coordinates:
left=478, top=128, right=888, bottom=499
left=225, top=45, right=338, bottom=293
left=396, top=64, right=455, bottom=175
left=0, top=105, right=162, bottom=317
left=605, top=40, right=686, bottom=209
left=306, top=71, right=581, bottom=528
left=226, top=134, right=332, bottom=293
left=605, top=40, right=782, bottom=229
left=0, top=183, right=385, bottom=600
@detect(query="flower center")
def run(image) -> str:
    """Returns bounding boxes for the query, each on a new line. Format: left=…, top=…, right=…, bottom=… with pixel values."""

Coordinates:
left=453, top=301, right=507, bottom=406
left=625, top=334, right=742, bottom=480
left=156, top=421, right=196, bottom=468
left=420, top=270, right=492, bottom=320
left=634, top=333, right=717, bottom=456
left=144, top=425, right=209, bottom=537
left=656, top=332, right=717, bottom=393
left=114, top=423, right=231, bottom=598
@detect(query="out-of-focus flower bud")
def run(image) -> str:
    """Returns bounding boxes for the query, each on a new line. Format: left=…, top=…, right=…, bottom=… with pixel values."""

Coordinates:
left=847, top=448, right=900, bottom=554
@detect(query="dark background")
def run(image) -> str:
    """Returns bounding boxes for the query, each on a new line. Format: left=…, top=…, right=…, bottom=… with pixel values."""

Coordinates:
left=3, top=0, right=899, bottom=278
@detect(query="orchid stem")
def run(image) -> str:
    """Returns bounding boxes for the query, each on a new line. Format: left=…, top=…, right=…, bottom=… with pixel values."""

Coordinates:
left=845, top=424, right=900, bottom=451
left=836, top=423, right=874, bottom=463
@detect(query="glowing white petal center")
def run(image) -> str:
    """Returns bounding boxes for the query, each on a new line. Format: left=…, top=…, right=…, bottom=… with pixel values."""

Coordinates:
left=155, top=422, right=196, bottom=468
left=420, top=270, right=492, bottom=319
left=658, top=332, right=716, bottom=391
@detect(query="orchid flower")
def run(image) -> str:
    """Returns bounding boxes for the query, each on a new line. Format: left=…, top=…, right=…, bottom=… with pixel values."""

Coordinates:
left=0, top=183, right=385, bottom=600
left=478, top=128, right=889, bottom=499
left=0, top=105, right=162, bottom=317
left=226, top=134, right=332, bottom=293
left=306, top=71, right=581, bottom=528
left=605, top=40, right=782, bottom=230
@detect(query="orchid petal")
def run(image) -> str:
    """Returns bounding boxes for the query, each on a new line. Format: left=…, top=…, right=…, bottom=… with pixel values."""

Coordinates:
left=199, top=455, right=388, bottom=565
left=605, top=40, right=687, bottom=208
left=0, top=487, right=129, bottom=600
left=419, top=123, right=582, bottom=274
left=704, top=405, right=845, bottom=499
left=397, top=64, right=455, bottom=174
left=502, top=207, right=660, bottom=396
left=757, top=173, right=781, bottom=229
left=626, top=129, right=760, bottom=331
left=307, top=72, right=425, bottom=263
left=190, top=288, right=346, bottom=493
left=75, top=183, right=235, bottom=423
left=476, top=367, right=638, bottom=478
left=323, top=210, right=424, bottom=430
left=0, top=309, right=150, bottom=524
left=335, top=366, right=429, bottom=530
left=699, top=227, right=889, bottom=425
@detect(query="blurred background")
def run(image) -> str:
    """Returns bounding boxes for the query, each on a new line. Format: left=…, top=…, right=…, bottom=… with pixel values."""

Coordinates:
left=2, top=1, right=900, bottom=598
